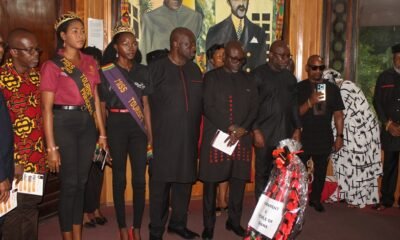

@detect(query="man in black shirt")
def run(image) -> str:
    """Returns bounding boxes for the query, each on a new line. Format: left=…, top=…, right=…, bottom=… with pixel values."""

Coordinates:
left=199, top=40, right=258, bottom=239
left=148, top=27, right=203, bottom=240
left=373, top=43, right=400, bottom=210
left=252, top=40, right=302, bottom=201
left=297, top=55, right=344, bottom=212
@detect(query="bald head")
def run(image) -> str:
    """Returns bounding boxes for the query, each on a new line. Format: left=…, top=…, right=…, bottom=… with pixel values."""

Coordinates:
left=224, top=40, right=244, bottom=73
left=268, top=40, right=291, bottom=72
left=7, top=28, right=39, bottom=72
left=307, top=55, right=323, bottom=66
left=269, top=40, right=289, bottom=53
left=225, top=40, right=243, bottom=54
left=306, top=55, right=325, bottom=82
left=7, top=28, right=36, bottom=49
left=169, top=27, right=196, bottom=64
left=170, top=27, right=194, bottom=49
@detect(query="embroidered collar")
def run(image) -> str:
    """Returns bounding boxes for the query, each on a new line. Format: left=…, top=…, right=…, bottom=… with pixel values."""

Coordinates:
left=0, top=59, right=40, bottom=91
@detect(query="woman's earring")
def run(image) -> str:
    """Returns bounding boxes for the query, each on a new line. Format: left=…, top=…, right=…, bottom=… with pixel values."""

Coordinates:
left=116, top=52, right=119, bottom=58
left=63, top=41, right=66, bottom=48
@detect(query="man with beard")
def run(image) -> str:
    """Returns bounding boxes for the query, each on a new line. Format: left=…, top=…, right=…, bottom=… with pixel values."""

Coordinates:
left=206, top=0, right=267, bottom=72
left=140, top=0, right=202, bottom=64
left=0, top=29, right=46, bottom=239
left=297, top=55, right=344, bottom=213
left=252, top=40, right=302, bottom=201
left=147, top=27, right=202, bottom=240
left=0, top=33, right=14, bottom=237
left=373, top=43, right=400, bottom=211
left=199, top=40, right=258, bottom=239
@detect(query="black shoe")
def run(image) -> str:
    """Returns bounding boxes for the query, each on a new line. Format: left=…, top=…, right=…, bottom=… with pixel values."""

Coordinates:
left=373, top=203, right=392, bottom=211
left=309, top=201, right=325, bottom=212
left=201, top=228, right=214, bottom=240
left=150, top=234, right=163, bottom=240
left=215, top=206, right=228, bottom=216
left=83, top=219, right=96, bottom=228
left=225, top=221, right=245, bottom=237
left=167, top=226, right=200, bottom=239
left=95, top=216, right=108, bottom=225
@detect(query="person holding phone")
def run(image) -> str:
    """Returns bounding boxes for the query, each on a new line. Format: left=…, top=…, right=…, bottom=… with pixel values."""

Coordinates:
left=40, top=12, right=107, bottom=239
left=296, top=55, right=344, bottom=213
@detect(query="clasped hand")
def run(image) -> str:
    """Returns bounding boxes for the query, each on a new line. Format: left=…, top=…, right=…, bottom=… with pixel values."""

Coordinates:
left=225, top=125, right=247, bottom=146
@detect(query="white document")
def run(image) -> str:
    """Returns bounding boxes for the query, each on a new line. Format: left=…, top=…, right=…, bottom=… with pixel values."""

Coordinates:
left=248, top=194, right=284, bottom=238
left=211, top=130, right=239, bottom=156
left=15, top=173, right=44, bottom=196
left=0, top=188, right=18, bottom=218
left=87, top=18, right=104, bottom=50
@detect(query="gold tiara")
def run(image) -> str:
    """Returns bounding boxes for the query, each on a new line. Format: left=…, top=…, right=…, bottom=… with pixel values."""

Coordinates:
left=112, top=23, right=135, bottom=38
left=54, top=12, right=82, bottom=30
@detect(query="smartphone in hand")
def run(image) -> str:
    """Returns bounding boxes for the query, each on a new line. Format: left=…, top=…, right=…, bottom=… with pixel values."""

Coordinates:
left=316, top=83, right=326, bottom=101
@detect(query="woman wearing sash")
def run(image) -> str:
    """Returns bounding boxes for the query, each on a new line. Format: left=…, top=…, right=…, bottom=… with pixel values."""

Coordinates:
left=40, top=13, right=107, bottom=240
left=99, top=24, right=152, bottom=240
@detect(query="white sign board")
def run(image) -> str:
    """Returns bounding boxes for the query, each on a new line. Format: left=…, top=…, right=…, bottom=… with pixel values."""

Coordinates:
left=248, top=194, right=284, bottom=238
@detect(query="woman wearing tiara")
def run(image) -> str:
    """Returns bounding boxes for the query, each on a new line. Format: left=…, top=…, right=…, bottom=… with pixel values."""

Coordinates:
left=98, top=24, right=152, bottom=240
left=40, top=12, right=107, bottom=240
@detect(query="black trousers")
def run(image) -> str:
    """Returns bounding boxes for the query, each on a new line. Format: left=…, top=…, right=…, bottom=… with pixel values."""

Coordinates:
left=84, top=163, right=104, bottom=213
left=149, top=181, right=193, bottom=238
left=300, top=152, right=330, bottom=203
left=108, top=113, right=147, bottom=229
left=54, top=110, right=96, bottom=232
left=381, top=151, right=400, bottom=206
left=2, top=193, right=43, bottom=240
left=203, top=178, right=246, bottom=230
left=255, top=145, right=275, bottom=201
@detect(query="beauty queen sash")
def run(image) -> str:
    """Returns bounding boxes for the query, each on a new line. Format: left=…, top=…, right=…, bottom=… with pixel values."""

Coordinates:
left=101, top=63, right=146, bottom=133
left=52, top=56, right=95, bottom=115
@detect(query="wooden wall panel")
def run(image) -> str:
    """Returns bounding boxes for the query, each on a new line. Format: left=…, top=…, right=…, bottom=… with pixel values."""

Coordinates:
left=288, top=0, right=324, bottom=80
left=0, top=0, right=59, bottom=64
left=74, top=0, right=111, bottom=49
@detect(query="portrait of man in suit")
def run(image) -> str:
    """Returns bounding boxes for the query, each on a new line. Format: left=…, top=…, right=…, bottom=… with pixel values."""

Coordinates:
left=206, top=0, right=268, bottom=72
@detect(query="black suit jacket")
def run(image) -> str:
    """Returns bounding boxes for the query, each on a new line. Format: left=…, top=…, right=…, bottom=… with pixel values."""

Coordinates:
left=206, top=16, right=268, bottom=72
left=0, top=90, right=14, bottom=182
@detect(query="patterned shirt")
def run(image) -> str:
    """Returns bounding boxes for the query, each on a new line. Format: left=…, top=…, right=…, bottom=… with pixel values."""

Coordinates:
left=0, top=59, right=46, bottom=173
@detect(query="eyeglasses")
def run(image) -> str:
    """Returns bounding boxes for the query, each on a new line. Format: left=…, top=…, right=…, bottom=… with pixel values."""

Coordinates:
left=228, top=56, right=246, bottom=64
left=11, top=47, right=42, bottom=55
left=308, top=64, right=326, bottom=71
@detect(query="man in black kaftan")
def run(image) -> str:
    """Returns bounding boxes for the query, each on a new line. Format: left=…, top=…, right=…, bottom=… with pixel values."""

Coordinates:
left=147, top=28, right=203, bottom=240
left=199, top=41, right=258, bottom=239
left=251, top=40, right=302, bottom=201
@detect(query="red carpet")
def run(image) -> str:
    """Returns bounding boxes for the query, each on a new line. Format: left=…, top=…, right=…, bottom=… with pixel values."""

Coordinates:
left=39, top=194, right=400, bottom=240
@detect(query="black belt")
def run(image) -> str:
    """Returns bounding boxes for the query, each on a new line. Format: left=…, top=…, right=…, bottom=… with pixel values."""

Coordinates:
left=53, top=104, right=87, bottom=111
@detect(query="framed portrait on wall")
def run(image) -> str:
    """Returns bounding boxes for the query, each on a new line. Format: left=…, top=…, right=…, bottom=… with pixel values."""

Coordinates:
left=111, top=0, right=287, bottom=71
